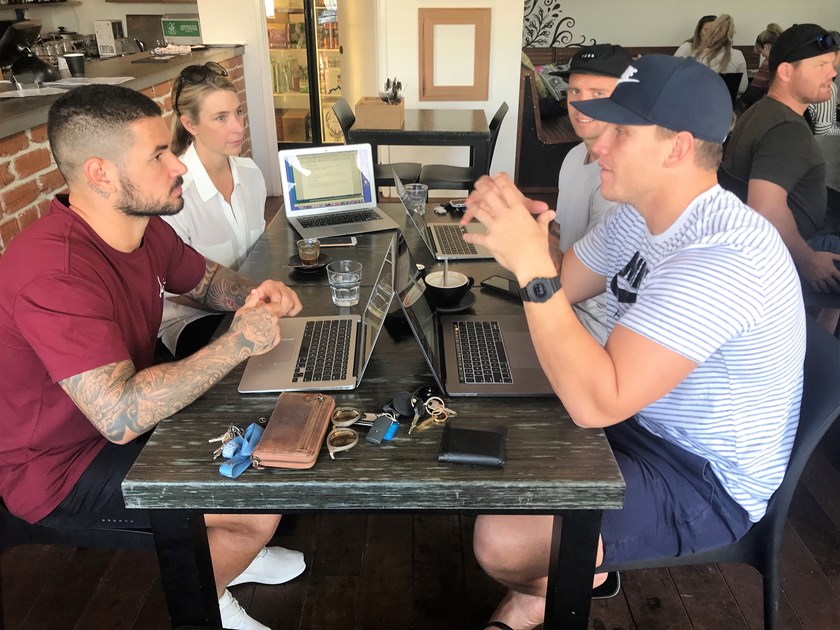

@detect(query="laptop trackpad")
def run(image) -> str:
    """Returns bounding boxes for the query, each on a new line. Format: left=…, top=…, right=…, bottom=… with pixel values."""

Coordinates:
left=266, top=338, right=296, bottom=364
left=506, top=333, right=540, bottom=367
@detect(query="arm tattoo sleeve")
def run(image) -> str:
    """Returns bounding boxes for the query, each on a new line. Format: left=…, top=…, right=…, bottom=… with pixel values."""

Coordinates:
left=182, top=259, right=258, bottom=312
left=59, top=330, right=254, bottom=443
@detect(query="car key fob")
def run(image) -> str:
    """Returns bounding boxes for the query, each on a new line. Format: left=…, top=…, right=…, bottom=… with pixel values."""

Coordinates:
left=366, top=415, right=397, bottom=445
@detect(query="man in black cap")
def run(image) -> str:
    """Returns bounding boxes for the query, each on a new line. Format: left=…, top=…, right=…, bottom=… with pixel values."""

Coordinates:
left=461, top=55, right=805, bottom=630
left=545, top=44, right=632, bottom=344
left=723, top=24, right=840, bottom=329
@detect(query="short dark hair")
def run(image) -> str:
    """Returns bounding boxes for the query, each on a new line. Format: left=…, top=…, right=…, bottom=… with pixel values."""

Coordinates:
left=48, top=84, right=161, bottom=184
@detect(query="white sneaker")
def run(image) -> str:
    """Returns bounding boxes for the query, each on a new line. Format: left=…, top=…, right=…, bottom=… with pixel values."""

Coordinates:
left=219, top=589, right=270, bottom=630
left=228, top=546, right=306, bottom=587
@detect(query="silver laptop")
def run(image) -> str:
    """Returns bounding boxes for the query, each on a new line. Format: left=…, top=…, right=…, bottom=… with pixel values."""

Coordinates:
left=393, top=170, right=493, bottom=260
left=395, top=237, right=553, bottom=397
left=280, top=143, right=400, bottom=239
left=238, top=236, right=395, bottom=393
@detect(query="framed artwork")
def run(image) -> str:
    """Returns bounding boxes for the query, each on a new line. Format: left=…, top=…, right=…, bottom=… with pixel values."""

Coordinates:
left=418, top=8, right=491, bottom=101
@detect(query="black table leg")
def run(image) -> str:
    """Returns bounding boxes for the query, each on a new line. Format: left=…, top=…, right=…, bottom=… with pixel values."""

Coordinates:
left=150, top=510, right=221, bottom=629
left=543, top=510, right=602, bottom=630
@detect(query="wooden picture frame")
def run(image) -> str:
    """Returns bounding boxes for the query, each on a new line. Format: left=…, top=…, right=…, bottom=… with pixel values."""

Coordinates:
left=418, top=8, right=491, bottom=101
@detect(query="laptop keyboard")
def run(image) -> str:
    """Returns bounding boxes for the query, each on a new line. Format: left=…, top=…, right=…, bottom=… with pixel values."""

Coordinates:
left=293, top=319, right=352, bottom=383
left=434, top=224, right=478, bottom=256
left=452, top=321, right=513, bottom=384
left=297, top=210, right=381, bottom=229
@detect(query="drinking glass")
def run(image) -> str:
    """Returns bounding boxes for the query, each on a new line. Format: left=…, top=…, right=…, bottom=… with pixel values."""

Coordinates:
left=326, top=260, right=362, bottom=307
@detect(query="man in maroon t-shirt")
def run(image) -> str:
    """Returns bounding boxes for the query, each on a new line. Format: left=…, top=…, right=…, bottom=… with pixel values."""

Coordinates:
left=0, top=85, right=303, bottom=630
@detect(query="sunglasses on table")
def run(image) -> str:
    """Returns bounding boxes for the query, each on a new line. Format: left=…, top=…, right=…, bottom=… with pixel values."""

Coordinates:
left=173, top=61, right=228, bottom=112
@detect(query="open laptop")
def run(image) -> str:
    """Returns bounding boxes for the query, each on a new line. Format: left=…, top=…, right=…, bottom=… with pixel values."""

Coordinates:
left=395, top=237, right=553, bottom=397
left=280, top=143, right=400, bottom=239
left=238, top=235, right=395, bottom=393
left=393, top=170, right=493, bottom=260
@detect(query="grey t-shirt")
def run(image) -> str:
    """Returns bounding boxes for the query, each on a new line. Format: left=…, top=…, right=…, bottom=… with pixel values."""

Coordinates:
left=723, top=97, right=827, bottom=239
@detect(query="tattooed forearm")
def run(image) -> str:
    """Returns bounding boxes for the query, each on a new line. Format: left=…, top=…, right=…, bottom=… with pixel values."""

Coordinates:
left=59, top=330, right=255, bottom=444
left=183, top=259, right=258, bottom=312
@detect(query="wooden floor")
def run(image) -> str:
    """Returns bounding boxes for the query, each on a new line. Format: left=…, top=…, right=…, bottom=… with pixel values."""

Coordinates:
left=4, top=433, right=840, bottom=630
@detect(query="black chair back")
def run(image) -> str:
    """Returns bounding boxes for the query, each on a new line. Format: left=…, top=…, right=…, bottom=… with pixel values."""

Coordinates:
left=332, top=98, right=355, bottom=138
left=719, top=72, right=742, bottom=105
left=486, top=102, right=509, bottom=172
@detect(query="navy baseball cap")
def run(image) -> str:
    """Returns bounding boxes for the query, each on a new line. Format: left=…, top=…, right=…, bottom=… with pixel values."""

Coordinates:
left=573, top=54, right=733, bottom=143
left=769, top=24, right=840, bottom=73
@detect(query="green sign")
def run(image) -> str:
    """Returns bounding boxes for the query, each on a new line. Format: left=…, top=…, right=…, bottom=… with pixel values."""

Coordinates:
left=162, top=19, right=202, bottom=40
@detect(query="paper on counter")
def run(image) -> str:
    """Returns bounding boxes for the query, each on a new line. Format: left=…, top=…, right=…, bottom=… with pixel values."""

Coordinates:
left=0, top=87, right=68, bottom=98
left=44, top=77, right=135, bottom=88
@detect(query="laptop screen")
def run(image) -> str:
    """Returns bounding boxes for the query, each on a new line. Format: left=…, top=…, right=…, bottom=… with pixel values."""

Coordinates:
left=394, top=236, right=445, bottom=388
left=393, top=169, right=436, bottom=254
left=357, top=234, right=395, bottom=380
left=280, top=144, right=377, bottom=216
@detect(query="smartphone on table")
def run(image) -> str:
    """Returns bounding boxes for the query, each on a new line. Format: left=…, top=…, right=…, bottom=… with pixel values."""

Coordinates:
left=318, top=236, right=357, bottom=247
left=479, top=275, right=521, bottom=301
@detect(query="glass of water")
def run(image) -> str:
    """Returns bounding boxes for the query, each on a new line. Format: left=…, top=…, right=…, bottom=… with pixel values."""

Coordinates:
left=404, top=183, right=428, bottom=215
left=326, top=260, right=362, bottom=307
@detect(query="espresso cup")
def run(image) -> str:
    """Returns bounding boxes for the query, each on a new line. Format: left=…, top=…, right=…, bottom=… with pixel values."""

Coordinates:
left=296, top=238, right=320, bottom=266
left=424, top=270, right=474, bottom=308
left=62, top=53, right=85, bottom=77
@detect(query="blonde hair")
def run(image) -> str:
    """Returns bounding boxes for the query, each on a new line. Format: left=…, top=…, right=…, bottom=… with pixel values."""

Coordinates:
left=693, top=14, right=735, bottom=71
left=170, top=73, right=237, bottom=156
left=755, top=23, right=783, bottom=51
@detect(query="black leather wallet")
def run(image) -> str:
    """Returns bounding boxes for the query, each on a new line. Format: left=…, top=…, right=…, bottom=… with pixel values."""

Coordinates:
left=437, top=424, right=507, bottom=468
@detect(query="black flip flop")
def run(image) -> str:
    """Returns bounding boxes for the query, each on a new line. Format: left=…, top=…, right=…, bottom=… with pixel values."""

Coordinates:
left=591, top=570, right=621, bottom=599
left=485, top=622, right=514, bottom=630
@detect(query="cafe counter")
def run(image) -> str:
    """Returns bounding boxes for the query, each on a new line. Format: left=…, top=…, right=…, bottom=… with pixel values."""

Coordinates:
left=0, top=45, right=245, bottom=257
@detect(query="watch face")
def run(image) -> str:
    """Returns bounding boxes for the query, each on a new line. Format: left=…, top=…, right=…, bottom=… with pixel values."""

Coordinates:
left=533, top=282, right=548, bottom=299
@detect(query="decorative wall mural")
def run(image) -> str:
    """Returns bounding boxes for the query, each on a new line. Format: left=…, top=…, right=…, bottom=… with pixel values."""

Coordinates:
left=522, top=0, right=594, bottom=48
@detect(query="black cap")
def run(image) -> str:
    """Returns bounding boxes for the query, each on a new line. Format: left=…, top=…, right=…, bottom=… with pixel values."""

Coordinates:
left=558, top=44, right=633, bottom=79
left=769, top=24, right=840, bottom=73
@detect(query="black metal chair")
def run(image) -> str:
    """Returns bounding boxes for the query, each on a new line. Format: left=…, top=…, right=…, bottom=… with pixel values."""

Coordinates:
left=719, top=72, right=743, bottom=106
left=419, top=101, right=509, bottom=192
left=0, top=501, right=154, bottom=629
left=601, top=316, right=840, bottom=630
left=331, top=98, right=421, bottom=189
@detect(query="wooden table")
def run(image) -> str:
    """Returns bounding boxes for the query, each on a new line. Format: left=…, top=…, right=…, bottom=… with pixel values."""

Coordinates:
left=121, top=205, right=625, bottom=629
left=346, top=109, right=492, bottom=178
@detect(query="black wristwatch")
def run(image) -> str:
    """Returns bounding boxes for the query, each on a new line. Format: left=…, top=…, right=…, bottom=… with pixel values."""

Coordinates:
left=518, top=276, right=562, bottom=303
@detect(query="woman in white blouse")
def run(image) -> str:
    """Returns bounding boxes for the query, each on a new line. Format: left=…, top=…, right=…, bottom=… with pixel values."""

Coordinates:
left=675, top=14, right=748, bottom=97
left=158, top=63, right=267, bottom=358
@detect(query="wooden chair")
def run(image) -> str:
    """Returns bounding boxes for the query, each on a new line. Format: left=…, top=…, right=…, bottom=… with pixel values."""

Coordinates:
left=331, top=98, right=421, bottom=189
left=418, top=101, right=509, bottom=192
left=601, top=317, right=840, bottom=630
left=0, top=501, right=154, bottom=629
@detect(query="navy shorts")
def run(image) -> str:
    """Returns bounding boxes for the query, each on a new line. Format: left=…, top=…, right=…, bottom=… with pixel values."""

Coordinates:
left=600, top=418, right=752, bottom=566
left=37, top=436, right=151, bottom=530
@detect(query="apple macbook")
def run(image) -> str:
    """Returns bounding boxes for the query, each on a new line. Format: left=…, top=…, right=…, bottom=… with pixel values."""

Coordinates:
left=394, top=169, right=493, bottom=260
left=395, top=236, right=553, bottom=397
left=238, top=235, right=395, bottom=393
left=280, top=143, right=400, bottom=238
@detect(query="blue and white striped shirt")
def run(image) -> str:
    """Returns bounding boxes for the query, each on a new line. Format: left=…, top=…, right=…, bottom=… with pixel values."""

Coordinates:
left=574, top=185, right=805, bottom=521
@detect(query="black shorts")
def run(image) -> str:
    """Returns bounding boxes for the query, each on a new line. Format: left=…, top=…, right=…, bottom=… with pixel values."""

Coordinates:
left=37, top=436, right=151, bottom=530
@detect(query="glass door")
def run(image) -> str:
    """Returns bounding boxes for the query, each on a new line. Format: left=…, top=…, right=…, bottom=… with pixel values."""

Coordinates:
left=266, top=0, right=343, bottom=146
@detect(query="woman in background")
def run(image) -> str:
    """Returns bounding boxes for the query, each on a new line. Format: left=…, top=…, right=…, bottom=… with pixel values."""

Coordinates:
left=686, top=14, right=748, bottom=97
left=674, top=15, right=717, bottom=57
left=158, top=62, right=268, bottom=359
left=739, top=23, right=784, bottom=110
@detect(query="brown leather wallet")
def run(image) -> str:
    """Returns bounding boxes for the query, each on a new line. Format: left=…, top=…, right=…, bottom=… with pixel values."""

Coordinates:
left=251, top=392, right=336, bottom=469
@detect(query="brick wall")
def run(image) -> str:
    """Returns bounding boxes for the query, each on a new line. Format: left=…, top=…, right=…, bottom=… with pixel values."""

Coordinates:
left=0, top=54, right=249, bottom=258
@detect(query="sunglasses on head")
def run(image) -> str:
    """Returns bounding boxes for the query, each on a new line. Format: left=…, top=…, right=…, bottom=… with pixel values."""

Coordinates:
left=791, top=31, right=840, bottom=58
left=173, top=61, right=228, bottom=112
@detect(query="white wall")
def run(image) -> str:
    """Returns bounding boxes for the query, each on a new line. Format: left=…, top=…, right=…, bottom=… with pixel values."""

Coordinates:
left=555, top=1, right=839, bottom=47
left=377, top=0, right=525, bottom=179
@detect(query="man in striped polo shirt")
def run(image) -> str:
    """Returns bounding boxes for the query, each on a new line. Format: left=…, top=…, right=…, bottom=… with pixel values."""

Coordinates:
left=461, top=55, right=806, bottom=630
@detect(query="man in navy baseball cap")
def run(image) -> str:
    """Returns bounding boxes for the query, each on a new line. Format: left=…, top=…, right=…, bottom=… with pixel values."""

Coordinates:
left=461, top=54, right=803, bottom=630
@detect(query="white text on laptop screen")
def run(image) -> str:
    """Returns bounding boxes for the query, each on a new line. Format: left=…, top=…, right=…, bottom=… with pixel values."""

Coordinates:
left=284, top=149, right=374, bottom=212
